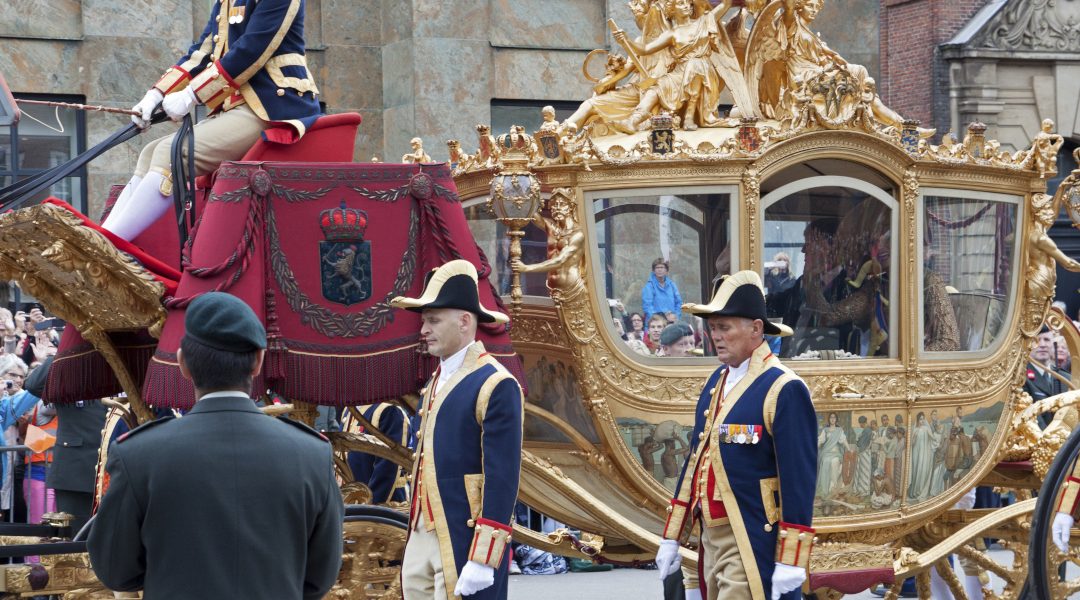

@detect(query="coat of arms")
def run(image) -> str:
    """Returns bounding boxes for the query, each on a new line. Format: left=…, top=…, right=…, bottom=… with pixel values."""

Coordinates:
left=320, top=200, right=371, bottom=306
left=535, top=130, right=562, bottom=161
left=649, top=113, right=675, bottom=155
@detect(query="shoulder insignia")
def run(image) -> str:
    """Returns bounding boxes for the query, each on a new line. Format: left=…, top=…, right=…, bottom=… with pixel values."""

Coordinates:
left=116, top=415, right=175, bottom=443
left=277, top=416, right=330, bottom=442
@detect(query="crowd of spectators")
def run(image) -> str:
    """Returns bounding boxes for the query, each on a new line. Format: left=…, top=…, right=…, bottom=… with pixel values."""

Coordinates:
left=609, top=258, right=713, bottom=359
left=0, top=304, right=60, bottom=529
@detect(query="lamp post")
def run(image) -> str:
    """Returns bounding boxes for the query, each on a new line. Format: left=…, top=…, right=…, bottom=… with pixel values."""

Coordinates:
left=487, top=128, right=541, bottom=313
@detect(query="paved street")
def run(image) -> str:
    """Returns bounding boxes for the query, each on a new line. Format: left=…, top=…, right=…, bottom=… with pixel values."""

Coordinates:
left=507, top=549, right=1080, bottom=599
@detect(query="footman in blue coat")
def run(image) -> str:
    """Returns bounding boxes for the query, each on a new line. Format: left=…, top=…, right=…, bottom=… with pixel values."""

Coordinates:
left=391, top=260, right=524, bottom=600
left=654, top=271, right=818, bottom=600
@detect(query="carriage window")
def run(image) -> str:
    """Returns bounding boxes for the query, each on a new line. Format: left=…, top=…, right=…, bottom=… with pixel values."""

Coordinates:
left=922, top=193, right=1017, bottom=353
left=592, top=190, right=733, bottom=358
left=763, top=179, right=896, bottom=360
left=463, top=200, right=550, bottom=298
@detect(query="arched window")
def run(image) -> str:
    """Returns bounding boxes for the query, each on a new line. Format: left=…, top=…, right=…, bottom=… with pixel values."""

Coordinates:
left=762, top=175, right=898, bottom=360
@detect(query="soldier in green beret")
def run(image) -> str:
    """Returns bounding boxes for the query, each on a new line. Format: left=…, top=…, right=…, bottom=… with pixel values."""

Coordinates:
left=88, top=292, right=344, bottom=599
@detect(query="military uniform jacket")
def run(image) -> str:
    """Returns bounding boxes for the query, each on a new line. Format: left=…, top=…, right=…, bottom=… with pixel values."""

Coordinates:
left=409, top=342, right=523, bottom=600
left=154, top=0, right=320, bottom=140
left=662, top=342, right=817, bottom=600
left=46, top=401, right=107, bottom=494
left=87, top=394, right=344, bottom=600
left=1025, top=362, right=1071, bottom=428
left=348, top=402, right=409, bottom=504
left=1024, top=361, right=1070, bottom=401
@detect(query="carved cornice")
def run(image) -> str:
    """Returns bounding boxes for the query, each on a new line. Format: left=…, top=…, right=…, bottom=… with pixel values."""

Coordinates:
left=974, top=0, right=1080, bottom=53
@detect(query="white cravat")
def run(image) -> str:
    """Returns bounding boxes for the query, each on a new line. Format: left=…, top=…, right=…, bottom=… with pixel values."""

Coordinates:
left=437, top=342, right=474, bottom=390
left=723, top=356, right=751, bottom=397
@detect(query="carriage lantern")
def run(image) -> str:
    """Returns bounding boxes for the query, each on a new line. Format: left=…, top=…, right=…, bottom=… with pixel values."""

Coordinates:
left=488, top=128, right=541, bottom=312
left=1065, top=183, right=1080, bottom=231
left=1064, top=152, right=1080, bottom=230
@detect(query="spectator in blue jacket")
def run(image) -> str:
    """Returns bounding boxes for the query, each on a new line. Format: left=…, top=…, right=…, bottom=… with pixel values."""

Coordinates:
left=642, top=258, right=683, bottom=321
left=0, top=355, right=40, bottom=519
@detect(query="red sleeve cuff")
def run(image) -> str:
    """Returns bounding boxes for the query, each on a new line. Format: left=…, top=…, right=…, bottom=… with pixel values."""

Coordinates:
left=154, top=66, right=191, bottom=95
left=662, top=499, right=690, bottom=540
left=775, top=521, right=815, bottom=569
left=189, top=60, right=236, bottom=110
left=467, top=518, right=513, bottom=568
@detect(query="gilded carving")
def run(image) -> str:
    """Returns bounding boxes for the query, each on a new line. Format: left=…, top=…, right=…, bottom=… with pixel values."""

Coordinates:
left=512, top=189, right=588, bottom=304
left=325, top=519, right=407, bottom=600
left=742, top=165, right=760, bottom=271
left=808, top=542, right=894, bottom=573
left=0, top=203, right=165, bottom=335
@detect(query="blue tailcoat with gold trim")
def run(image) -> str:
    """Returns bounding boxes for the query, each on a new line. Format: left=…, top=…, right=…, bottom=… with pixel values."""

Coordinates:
left=662, top=342, right=817, bottom=600
left=154, top=0, right=320, bottom=139
left=348, top=403, right=409, bottom=504
left=409, top=342, right=523, bottom=600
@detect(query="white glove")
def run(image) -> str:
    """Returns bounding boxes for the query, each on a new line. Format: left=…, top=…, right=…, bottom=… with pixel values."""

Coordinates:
left=453, top=560, right=495, bottom=596
left=162, top=87, right=198, bottom=121
left=131, top=88, right=163, bottom=129
left=655, top=539, right=681, bottom=580
left=1053, top=511, right=1074, bottom=554
left=770, top=563, right=806, bottom=600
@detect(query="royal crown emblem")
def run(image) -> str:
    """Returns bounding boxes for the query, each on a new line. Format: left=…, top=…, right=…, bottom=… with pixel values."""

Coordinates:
left=320, top=200, right=369, bottom=241
left=319, top=200, right=371, bottom=306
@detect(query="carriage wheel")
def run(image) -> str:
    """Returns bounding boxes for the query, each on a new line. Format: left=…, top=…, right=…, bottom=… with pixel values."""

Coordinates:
left=327, top=506, right=408, bottom=599
left=1028, top=425, right=1080, bottom=599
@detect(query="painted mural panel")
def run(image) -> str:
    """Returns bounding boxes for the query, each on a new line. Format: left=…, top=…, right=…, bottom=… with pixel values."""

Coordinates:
left=812, top=400, right=1003, bottom=518
left=904, top=401, right=1002, bottom=506
left=523, top=354, right=601, bottom=445
left=618, top=416, right=694, bottom=492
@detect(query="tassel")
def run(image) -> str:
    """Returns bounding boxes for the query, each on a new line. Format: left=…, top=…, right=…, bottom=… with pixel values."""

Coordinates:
left=263, top=287, right=286, bottom=382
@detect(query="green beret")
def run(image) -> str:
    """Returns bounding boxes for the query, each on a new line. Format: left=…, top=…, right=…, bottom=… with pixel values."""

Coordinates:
left=184, top=292, right=266, bottom=353
left=660, top=322, right=693, bottom=347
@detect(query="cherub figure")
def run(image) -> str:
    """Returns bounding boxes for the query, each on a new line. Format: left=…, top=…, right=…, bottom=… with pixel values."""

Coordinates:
left=400, top=137, right=432, bottom=164
left=538, top=105, right=560, bottom=132
left=1030, top=192, right=1080, bottom=287
left=1025, top=118, right=1065, bottom=178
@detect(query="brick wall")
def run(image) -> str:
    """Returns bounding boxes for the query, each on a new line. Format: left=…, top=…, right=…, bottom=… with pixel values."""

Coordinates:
left=879, top=0, right=987, bottom=133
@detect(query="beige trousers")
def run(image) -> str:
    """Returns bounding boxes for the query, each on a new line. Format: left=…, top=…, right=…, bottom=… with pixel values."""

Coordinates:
left=402, top=521, right=450, bottom=600
left=134, top=104, right=268, bottom=179
left=701, top=523, right=753, bottom=600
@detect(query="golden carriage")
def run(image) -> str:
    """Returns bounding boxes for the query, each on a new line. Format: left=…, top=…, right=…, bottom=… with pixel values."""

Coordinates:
left=0, top=0, right=1079, bottom=598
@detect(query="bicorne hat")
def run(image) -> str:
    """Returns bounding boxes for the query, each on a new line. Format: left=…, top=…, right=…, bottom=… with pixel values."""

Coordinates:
left=391, top=259, right=509, bottom=324
left=682, top=270, right=793, bottom=337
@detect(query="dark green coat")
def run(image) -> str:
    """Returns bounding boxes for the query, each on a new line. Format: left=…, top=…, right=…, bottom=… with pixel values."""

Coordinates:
left=46, top=401, right=107, bottom=494
left=87, top=394, right=344, bottom=599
